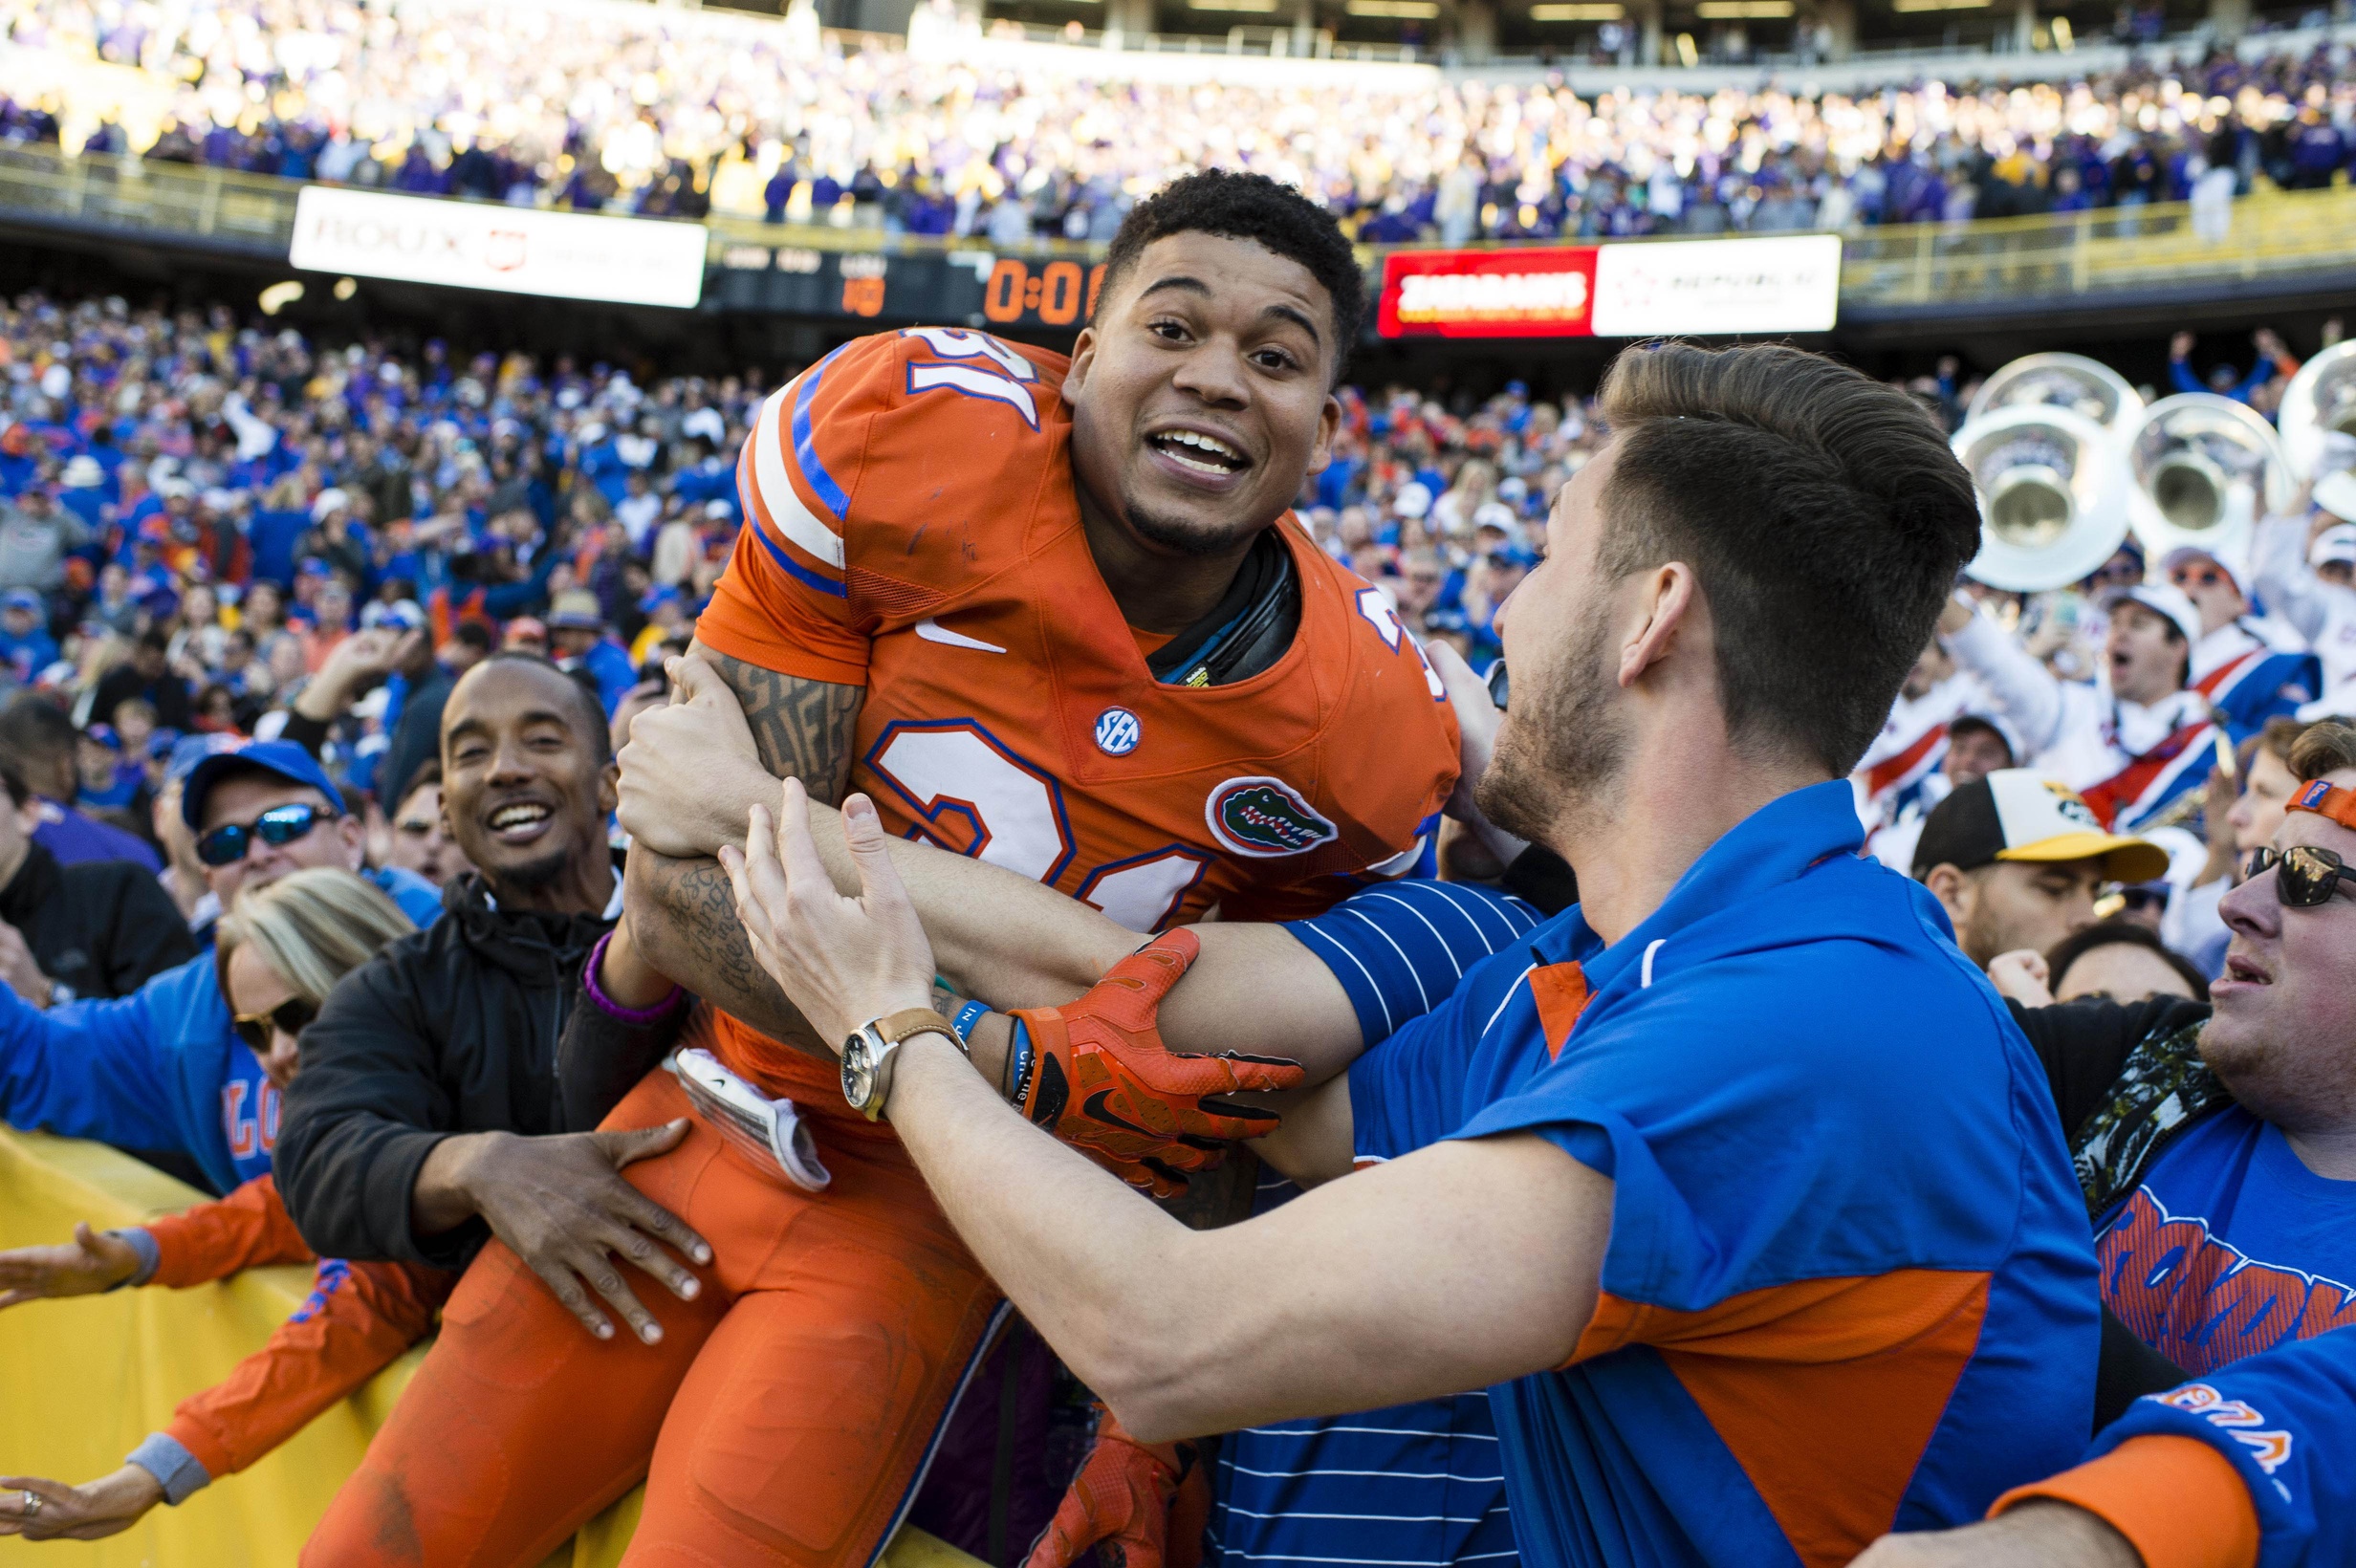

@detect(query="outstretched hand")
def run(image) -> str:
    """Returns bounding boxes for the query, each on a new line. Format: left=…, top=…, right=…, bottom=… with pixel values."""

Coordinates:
left=0, top=1468, right=164, bottom=1541
left=719, top=779, right=938, bottom=1054
left=0, top=1223, right=141, bottom=1309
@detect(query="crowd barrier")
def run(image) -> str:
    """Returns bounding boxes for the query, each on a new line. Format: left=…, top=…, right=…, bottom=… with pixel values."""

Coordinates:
left=0, top=1127, right=978, bottom=1568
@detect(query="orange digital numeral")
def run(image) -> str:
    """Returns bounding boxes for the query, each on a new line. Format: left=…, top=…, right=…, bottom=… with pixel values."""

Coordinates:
left=842, top=275, right=885, bottom=317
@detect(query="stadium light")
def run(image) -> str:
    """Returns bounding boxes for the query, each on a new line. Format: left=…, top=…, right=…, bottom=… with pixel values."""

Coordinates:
left=1696, top=2, right=1794, bottom=15
left=1532, top=3, right=1625, bottom=16
left=1347, top=0, right=1441, bottom=13
left=333, top=277, right=358, bottom=301
left=257, top=281, right=304, bottom=316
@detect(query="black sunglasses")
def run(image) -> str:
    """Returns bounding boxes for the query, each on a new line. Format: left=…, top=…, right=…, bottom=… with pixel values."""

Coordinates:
left=197, top=802, right=325, bottom=867
left=231, top=995, right=318, bottom=1055
left=2246, top=845, right=2355, bottom=908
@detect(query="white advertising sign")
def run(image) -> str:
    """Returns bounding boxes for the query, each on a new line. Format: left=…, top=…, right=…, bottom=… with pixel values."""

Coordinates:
left=1590, top=233, right=1843, bottom=337
left=289, top=186, right=708, bottom=309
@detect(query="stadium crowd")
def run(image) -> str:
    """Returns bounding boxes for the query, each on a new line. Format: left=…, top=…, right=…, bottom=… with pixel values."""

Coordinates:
left=0, top=0, right=2354, bottom=241
left=0, top=118, right=2353, bottom=1559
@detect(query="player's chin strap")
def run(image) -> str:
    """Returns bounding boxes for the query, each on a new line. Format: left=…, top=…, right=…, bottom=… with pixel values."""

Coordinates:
left=2288, top=780, right=2356, bottom=832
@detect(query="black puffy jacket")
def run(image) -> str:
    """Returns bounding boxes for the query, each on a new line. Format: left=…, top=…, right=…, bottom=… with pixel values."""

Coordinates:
left=274, top=870, right=668, bottom=1268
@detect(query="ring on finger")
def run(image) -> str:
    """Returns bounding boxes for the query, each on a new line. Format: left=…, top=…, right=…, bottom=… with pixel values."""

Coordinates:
left=20, top=1491, right=39, bottom=1518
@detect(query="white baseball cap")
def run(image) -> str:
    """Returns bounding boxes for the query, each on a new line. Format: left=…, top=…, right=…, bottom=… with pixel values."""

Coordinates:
left=2310, top=522, right=2356, bottom=570
left=2101, top=580, right=2203, bottom=650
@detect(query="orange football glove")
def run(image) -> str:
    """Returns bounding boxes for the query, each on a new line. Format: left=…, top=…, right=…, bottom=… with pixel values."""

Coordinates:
left=1024, top=1406, right=1195, bottom=1568
left=1008, top=930, right=1306, bottom=1195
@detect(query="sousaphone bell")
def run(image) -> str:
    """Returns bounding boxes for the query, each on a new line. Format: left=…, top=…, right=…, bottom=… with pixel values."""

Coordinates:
left=1952, top=403, right=2131, bottom=592
left=2279, top=340, right=2356, bottom=520
left=1965, top=352, right=2147, bottom=430
left=2123, top=393, right=2294, bottom=565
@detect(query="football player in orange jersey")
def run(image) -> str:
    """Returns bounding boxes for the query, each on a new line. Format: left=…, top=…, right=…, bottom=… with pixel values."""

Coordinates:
left=301, top=171, right=1460, bottom=1568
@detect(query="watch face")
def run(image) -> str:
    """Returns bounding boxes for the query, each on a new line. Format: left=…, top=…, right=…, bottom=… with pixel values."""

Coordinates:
left=841, top=1037, right=875, bottom=1109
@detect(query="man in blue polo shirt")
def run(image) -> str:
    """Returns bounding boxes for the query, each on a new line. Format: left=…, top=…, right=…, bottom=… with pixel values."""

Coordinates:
left=712, top=341, right=2104, bottom=1565
left=0, top=739, right=439, bottom=1193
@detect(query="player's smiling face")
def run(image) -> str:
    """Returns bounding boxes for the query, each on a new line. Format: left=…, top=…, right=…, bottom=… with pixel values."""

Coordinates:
left=1064, top=231, right=1342, bottom=558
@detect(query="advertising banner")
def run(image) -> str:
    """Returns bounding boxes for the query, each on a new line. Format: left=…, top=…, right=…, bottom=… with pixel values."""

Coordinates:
left=288, top=186, right=708, bottom=309
left=1376, top=233, right=1841, bottom=339
left=1377, top=246, right=1599, bottom=338
left=1589, top=233, right=1843, bottom=337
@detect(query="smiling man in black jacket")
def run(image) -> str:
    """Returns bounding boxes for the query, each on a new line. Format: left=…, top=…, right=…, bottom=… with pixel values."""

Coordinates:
left=273, top=652, right=709, bottom=1348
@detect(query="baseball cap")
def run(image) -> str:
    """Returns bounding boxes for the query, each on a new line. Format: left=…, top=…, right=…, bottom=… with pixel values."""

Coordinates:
left=2160, top=545, right=2247, bottom=600
left=2100, top=581, right=2203, bottom=650
left=546, top=590, right=605, bottom=630
left=180, top=738, right=346, bottom=830
left=1911, top=770, right=2171, bottom=884
left=2310, top=522, right=2356, bottom=570
left=2315, top=468, right=2356, bottom=526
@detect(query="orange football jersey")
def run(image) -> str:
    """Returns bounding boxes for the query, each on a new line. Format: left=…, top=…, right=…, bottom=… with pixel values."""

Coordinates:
left=694, top=328, right=1459, bottom=1094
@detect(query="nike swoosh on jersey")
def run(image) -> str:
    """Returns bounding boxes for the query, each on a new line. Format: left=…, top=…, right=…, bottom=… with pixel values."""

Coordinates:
left=914, top=618, right=1009, bottom=654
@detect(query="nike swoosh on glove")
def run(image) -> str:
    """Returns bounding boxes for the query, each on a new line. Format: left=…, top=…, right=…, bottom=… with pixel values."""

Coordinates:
left=1009, top=929, right=1305, bottom=1196
left=1024, top=1405, right=1195, bottom=1568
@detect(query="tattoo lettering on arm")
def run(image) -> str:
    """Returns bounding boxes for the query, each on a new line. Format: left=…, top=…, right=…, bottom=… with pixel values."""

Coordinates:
left=689, top=640, right=863, bottom=806
left=624, top=847, right=832, bottom=1057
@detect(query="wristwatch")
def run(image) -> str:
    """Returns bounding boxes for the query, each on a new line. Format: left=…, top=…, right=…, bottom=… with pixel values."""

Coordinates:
left=840, top=1008, right=959, bottom=1122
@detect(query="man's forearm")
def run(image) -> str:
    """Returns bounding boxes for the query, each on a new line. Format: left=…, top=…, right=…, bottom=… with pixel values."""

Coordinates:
left=409, top=1131, right=490, bottom=1236
left=623, top=846, right=834, bottom=1056
left=884, top=1032, right=1607, bottom=1442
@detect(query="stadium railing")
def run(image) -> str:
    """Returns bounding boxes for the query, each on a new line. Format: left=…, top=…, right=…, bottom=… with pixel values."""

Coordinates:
left=0, top=140, right=2350, bottom=318
left=0, top=1126, right=982, bottom=1568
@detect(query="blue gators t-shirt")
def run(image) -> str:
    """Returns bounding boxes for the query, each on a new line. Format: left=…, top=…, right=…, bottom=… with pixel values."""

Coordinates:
left=1347, top=781, right=2101, bottom=1568
left=2091, top=1324, right=2356, bottom=1568
left=2101, top=1108, right=2356, bottom=1375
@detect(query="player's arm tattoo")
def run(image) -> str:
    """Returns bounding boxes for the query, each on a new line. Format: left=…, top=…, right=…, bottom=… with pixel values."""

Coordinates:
left=691, top=642, right=863, bottom=806
left=625, top=644, right=864, bottom=1058
left=625, top=847, right=833, bottom=1058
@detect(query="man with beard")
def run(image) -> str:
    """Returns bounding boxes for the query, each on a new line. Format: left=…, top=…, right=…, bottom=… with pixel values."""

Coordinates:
left=717, top=341, right=2108, bottom=1566
left=273, top=655, right=712, bottom=1380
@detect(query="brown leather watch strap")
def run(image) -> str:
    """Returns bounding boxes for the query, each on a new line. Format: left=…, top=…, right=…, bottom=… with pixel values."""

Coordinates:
left=873, top=1007, right=963, bottom=1055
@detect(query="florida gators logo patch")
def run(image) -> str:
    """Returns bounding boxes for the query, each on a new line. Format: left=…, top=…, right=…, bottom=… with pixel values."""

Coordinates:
left=1206, top=776, right=1338, bottom=858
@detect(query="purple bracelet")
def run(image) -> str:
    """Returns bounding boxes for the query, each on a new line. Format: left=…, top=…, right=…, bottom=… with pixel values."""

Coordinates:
left=582, top=929, right=684, bottom=1025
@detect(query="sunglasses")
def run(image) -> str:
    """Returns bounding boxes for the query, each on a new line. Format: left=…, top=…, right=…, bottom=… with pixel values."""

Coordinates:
left=2170, top=567, right=2226, bottom=590
left=231, top=995, right=318, bottom=1055
left=197, top=802, right=324, bottom=866
left=2245, top=844, right=2356, bottom=907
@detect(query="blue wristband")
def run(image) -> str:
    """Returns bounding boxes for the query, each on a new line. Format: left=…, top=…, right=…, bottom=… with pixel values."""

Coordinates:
left=951, top=999, right=989, bottom=1046
left=1005, top=1018, right=1036, bottom=1116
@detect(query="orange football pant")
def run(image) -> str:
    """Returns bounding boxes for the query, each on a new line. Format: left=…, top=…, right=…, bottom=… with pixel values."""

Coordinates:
left=303, top=1068, right=1006, bottom=1568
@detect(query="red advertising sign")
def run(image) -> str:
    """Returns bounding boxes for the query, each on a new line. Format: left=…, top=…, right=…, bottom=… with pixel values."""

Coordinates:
left=1377, top=247, right=1600, bottom=338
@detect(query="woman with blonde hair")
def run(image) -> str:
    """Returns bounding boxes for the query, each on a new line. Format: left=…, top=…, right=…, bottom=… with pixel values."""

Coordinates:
left=0, top=868, right=431, bottom=1543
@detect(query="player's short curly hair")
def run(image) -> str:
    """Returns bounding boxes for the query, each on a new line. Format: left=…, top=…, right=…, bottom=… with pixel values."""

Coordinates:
left=1097, top=170, right=1363, bottom=381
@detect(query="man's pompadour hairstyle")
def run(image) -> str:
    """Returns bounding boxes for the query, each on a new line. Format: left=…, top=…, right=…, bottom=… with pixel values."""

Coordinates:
left=1097, top=170, right=1364, bottom=380
left=1595, top=342, right=1983, bottom=776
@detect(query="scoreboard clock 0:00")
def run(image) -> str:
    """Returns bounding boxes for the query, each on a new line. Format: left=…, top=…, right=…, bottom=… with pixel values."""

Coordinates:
left=983, top=259, right=1106, bottom=328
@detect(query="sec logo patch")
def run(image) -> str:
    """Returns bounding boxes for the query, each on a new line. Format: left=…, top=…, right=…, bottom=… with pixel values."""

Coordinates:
left=1205, top=775, right=1338, bottom=858
left=1094, top=708, right=1142, bottom=756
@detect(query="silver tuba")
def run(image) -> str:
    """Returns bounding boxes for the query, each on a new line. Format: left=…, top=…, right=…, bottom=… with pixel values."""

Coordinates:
left=2123, top=393, right=2294, bottom=564
left=1952, top=403, right=2131, bottom=592
left=2278, top=339, right=2356, bottom=480
left=1966, top=352, right=2147, bottom=430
